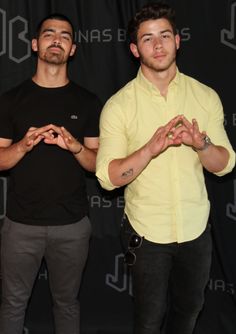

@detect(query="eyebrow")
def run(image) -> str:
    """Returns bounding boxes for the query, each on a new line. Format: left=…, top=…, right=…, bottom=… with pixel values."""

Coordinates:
left=140, top=29, right=173, bottom=39
left=140, top=33, right=152, bottom=39
left=41, top=28, right=72, bottom=38
left=160, top=29, right=173, bottom=34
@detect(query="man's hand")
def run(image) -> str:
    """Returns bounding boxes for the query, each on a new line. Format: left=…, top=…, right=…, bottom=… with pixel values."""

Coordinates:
left=44, top=125, right=82, bottom=153
left=17, top=124, right=55, bottom=153
left=145, top=115, right=183, bottom=158
left=172, top=116, right=206, bottom=150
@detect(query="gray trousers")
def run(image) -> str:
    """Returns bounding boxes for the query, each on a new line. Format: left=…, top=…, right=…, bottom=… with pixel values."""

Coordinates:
left=0, top=216, right=91, bottom=334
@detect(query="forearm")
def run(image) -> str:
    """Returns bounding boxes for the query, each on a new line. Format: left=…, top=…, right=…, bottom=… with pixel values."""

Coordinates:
left=108, top=145, right=152, bottom=187
left=73, top=146, right=97, bottom=172
left=0, top=143, right=26, bottom=171
left=197, top=145, right=229, bottom=173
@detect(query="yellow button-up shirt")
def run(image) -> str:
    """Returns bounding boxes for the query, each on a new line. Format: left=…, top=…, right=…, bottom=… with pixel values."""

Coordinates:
left=96, top=68, right=235, bottom=243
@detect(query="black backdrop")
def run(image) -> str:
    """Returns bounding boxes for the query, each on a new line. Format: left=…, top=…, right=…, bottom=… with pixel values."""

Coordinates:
left=1, top=1, right=236, bottom=333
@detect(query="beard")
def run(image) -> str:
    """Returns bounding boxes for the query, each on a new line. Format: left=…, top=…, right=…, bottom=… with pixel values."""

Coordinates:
left=139, top=48, right=177, bottom=73
left=38, top=46, right=67, bottom=65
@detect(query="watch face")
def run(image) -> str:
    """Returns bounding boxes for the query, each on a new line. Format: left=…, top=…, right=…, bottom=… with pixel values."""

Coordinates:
left=204, top=136, right=212, bottom=145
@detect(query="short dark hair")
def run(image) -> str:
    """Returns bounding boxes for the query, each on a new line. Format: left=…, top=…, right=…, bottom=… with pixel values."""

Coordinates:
left=35, top=13, right=75, bottom=42
left=128, top=2, right=177, bottom=44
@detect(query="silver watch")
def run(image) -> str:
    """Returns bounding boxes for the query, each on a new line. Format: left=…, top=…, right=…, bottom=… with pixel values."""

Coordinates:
left=195, top=135, right=212, bottom=151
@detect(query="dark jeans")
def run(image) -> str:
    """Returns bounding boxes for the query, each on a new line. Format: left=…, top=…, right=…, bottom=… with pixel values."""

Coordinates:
left=121, top=216, right=212, bottom=334
left=0, top=216, right=91, bottom=334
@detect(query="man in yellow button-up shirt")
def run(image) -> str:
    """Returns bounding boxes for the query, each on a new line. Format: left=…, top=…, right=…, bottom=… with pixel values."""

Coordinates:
left=96, top=3, right=235, bottom=334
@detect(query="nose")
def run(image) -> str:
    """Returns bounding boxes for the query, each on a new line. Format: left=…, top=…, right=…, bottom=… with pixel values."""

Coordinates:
left=52, top=34, right=62, bottom=45
left=154, top=37, right=162, bottom=50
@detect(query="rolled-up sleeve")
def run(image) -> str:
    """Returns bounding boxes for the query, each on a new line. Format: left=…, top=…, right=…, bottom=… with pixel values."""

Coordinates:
left=207, top=89, right=235, bottom=176
left=96, top=99, right=128, bottom=190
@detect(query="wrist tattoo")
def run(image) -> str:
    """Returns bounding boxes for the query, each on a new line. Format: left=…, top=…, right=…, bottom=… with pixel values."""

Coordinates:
left=121, top=168, right=133, bottom=178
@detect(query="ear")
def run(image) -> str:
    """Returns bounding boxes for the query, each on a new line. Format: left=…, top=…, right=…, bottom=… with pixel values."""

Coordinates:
left=70, top=44, right=76, bottom=57
left=130, top=43, right=140, bottom=59
left=175, top=34, right=180, bottom=50
left=31, top=39, right=38, bottom=52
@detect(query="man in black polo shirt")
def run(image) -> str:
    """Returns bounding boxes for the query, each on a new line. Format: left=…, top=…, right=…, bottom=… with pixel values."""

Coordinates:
left=0, top=13, right=101, bottom=334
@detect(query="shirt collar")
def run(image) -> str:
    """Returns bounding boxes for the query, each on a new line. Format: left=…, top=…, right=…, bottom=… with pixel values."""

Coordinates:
left=136, top=67, right=180, bottom=96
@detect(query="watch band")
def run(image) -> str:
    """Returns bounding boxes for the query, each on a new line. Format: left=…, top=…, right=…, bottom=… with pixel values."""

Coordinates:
left=195, top=135, right=212, bottom=151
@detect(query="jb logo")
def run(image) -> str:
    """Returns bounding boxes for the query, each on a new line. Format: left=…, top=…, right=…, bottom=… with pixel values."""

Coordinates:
left=0, top=9, right=30, bottom=63
left=221, top=2, right=236, bottom=50
left=226, top=179, right=236, bottom=221
left=105, top=253, right=133, bottom=295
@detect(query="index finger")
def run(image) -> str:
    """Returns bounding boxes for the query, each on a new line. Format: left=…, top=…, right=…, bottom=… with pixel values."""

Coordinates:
left=164, top=115, right=183, bottom=134
left=181, top=116, right=193, bottom=130
left=29, top=124, right=57, bottom=135
left=45, top=124, right=63, bottom=136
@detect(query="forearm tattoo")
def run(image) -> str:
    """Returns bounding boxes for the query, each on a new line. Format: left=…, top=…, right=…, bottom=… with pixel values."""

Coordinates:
left=121, top=168, right=133, bottom=178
